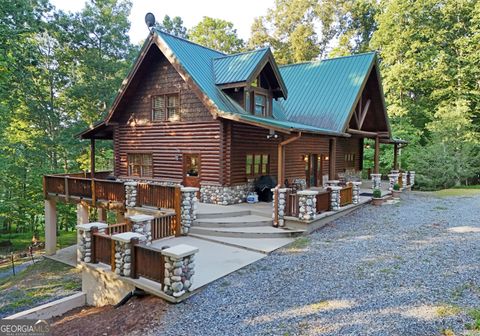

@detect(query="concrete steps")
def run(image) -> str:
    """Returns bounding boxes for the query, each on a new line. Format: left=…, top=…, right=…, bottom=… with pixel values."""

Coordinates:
left=189, top=225, right=304, bottom=238
left=194, top=214, right=273, bottom=228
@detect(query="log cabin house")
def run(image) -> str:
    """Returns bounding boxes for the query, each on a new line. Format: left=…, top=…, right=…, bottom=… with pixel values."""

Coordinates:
left=43, top=28, right=408, bottom=256
left=80, top=29, right=398, bottom=200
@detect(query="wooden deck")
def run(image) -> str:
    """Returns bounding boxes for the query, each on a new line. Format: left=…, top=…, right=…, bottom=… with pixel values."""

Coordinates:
left=43, top=172, right=181, bottom=212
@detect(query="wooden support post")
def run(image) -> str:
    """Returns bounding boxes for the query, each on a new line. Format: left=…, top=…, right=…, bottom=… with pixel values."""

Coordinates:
left=44, top=199, right=57, bottom=256
left=374, top=136, right=380, bottom=174
left=393, top=143, right=399, bottom=170
left=174, top=186, right=182, bottom=236
left=273, top=187, right=279, bottom=227
left=91, top=139, right=96, bottom=204
left=90, top=226, right=98, bottom=264
left=130, top=237, right=139, bottom=279
left=329, top=138, right=337, bottom=180
left=110, top=239, right=116, bottom=272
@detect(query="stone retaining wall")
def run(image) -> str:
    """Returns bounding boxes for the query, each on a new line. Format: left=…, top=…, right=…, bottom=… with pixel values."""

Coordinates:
left=200, top=182, right=254, bottom=205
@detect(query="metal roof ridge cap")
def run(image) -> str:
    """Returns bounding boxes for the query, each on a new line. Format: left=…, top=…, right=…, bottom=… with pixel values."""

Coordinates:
left=154, top=28, right=226, bottom=56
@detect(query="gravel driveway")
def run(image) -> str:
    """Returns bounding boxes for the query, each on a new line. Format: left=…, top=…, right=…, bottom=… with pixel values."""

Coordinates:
left=147, top=192, right=480, bottom=336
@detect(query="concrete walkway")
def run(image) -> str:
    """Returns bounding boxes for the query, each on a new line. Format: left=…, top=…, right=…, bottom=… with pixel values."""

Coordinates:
left=151, top=236, right=265, bottom=290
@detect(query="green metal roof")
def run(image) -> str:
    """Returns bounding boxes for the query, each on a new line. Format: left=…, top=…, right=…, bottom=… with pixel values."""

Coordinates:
left=154, top=29, right=377, bottom=136
left=278, top=53, right=376, bottom=133
left=213, top=48, right=269, bottom=85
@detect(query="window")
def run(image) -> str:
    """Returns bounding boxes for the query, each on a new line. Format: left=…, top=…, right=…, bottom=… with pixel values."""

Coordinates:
left=152, top=93, right=179, bottom=121
left=254, top=94, right=266, bottom=116
left=127, top=154, right=153, bottom=177
left=246, top=154, right=269, bottom=177
left=345, top=153, right=355, bottom=168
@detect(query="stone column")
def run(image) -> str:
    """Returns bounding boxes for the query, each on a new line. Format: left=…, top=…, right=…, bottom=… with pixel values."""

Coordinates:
left=272, top=188, right=289, bottom=227
left=180, top=187, right=199, bottom=235
left=76, top=222, right=108, bottom=263
left=124, top=181, right=138, bottom=208
left=350, top=182, right=362, bottom=205
left=44, top=199, right=57, bottom=256
left=371, top=173, right=382, bottom=190
left=401, top=172, right=408, bottom=189
left=162, top=244, right=199, bottom=298
left=329, top=186, right=342, bottom=211
left=77, top=203, right=89, bottom=225
left=409, top=171, right=416, bottom=186
left=128, top=214, right=153, bottom=245
left=387, top=173, right=399, bottom=191
left=297, top=190, right=318, bottom=221
left=111, top=232, right=146, bottom=277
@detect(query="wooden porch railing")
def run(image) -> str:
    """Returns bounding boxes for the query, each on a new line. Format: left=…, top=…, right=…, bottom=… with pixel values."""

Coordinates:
left=91, top=231, right=114, bottom=268
left=43, top=174, right=125, bottom=204
left=91, top=231, right=165, bottom=285
left=285, top=190, right=299, bottom=217
left=131, top=242, right=165, bottom=283
left=151, top=213, right=177, bottom=240
left=136, top=183, right=177, bottom=209
left=316, top=190, right=331, bottom=213
left=340, top=185, right=353, bottom=207
left=105, top=222, right=132, bottom=235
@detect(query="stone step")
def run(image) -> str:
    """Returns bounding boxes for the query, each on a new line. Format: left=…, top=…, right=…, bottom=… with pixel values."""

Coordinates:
left=194, top=215, right=273, bottom=228
left=195, top=210, right=252, bottom=219
left=189, top=226, right=304, bottom=239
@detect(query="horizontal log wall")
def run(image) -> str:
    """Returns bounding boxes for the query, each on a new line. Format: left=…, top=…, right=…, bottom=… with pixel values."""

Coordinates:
left=335, top=137, right=362, bottom=176
left=228, top=122, right=280, bottom=185
left=284, top=135, right=330, bottom=182
left=115, top=121, right=222, bottom=184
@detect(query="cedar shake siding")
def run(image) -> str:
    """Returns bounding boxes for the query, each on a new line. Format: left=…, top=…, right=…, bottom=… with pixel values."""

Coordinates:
left=115, top=45, right=212, bottom=124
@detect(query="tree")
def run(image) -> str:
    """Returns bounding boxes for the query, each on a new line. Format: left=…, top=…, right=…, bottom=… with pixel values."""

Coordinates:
left=157, top=15, right=187, bottom=38
left=249, top=0, right=379, bottom=64
left=188, top=17, right=245, bottom=53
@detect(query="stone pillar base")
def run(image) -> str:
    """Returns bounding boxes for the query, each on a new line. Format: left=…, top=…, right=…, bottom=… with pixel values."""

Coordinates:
left=162, top=244, right=199, bottom=298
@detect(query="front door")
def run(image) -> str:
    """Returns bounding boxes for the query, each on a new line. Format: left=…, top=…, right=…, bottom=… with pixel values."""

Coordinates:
left=183, top=154, right=201, bottom=188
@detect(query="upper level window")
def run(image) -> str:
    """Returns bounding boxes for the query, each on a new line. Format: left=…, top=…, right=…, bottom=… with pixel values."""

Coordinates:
left=152, top=93, right=179, bottom=121
left=254, top=94, right=266, bottom=116
left=128, top=153, right=153, bottom=177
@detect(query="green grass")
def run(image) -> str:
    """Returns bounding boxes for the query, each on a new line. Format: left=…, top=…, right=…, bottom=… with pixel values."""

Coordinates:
left=286, top=237, right=311, bottom=252
left=0, top=230, right=77, bottom=253
left=0, top=258, right=81, bottom=318
left=433, top=188, right=480, bottom=197
left=466, top=309, right=480, bottom=331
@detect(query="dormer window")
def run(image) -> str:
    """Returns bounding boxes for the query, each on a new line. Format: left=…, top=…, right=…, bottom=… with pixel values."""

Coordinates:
left=254, top=93, right=266, bottom=116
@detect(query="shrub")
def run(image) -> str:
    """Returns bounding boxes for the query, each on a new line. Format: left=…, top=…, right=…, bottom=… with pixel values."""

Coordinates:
left=373, top=188, right=382, bottom=198
left=393, top=183, right=400, bottom=191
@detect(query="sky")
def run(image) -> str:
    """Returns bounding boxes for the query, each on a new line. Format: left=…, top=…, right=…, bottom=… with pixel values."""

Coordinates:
left=50, top=0, right=274, bottom=44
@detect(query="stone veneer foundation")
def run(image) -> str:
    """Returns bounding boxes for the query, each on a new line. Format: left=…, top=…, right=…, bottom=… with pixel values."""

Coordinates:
left=200, top=182, right=254, bottom=205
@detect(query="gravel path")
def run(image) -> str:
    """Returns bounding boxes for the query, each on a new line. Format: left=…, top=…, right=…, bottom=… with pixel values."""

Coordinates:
left=147, top=192, right=480, bottom=335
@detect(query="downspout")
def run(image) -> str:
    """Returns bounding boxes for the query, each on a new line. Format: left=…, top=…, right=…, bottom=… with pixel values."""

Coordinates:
left=273, top=132, right=302, bottom=227
left=277, top=132, right=302, bottom=188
